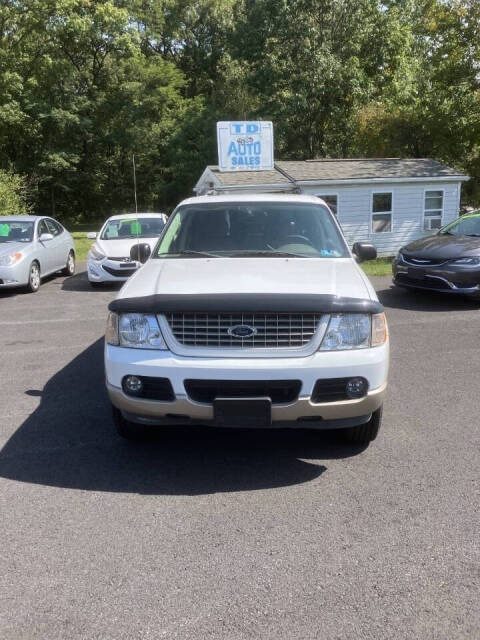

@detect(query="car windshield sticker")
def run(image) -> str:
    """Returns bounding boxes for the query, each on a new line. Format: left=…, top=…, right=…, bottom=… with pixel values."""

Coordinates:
left=0, top=223, right=9, bottom=236
left=130, top=220, right=141, bottom=234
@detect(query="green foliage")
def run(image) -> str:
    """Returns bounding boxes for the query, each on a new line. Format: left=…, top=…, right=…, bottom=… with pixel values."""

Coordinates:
left=0, top=171, right=30, bottom=215
left=1, top=0, right=480, bottom=219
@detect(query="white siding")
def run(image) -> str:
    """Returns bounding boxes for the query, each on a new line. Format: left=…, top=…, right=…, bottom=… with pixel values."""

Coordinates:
left=301, top=181, right=462, bottom=256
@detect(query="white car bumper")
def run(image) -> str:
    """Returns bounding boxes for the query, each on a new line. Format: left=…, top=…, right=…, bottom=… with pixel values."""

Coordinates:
left=0, top=261, right=30, bottom=288
left=87, top=257, right=140, bottom=283
left=105, top=343, right=389, bottom=428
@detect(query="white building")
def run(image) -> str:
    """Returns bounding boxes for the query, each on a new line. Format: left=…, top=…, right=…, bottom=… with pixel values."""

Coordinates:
left=194, top=158, right=469, bottom=256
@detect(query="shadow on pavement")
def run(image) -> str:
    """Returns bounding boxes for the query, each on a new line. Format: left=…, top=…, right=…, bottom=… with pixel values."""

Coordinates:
left=0, top=338, right=366, bottom=495
left=61, top=268, right=122, bottom=293
left=377, top=283, right=480, bottom=312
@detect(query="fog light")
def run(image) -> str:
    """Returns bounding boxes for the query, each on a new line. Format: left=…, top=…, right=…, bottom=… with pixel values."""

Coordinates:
left=123, top=375, right=143, bottom=396
left=346, top=377, right=368, bottom=399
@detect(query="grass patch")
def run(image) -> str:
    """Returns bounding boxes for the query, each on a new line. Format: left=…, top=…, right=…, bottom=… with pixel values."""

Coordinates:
left=72, top=231, right=95, bottom=261
left=69, top=222, right=102, bottom=261
left=360, top=257, right=393, bottom=276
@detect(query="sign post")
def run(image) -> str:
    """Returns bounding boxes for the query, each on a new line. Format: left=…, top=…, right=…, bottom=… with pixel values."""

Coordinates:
left=217, top=121, right=274, bottom=172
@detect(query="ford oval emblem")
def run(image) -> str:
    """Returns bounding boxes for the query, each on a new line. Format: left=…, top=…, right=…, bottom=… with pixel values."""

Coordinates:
left=227, top=324, right=257, bottom=339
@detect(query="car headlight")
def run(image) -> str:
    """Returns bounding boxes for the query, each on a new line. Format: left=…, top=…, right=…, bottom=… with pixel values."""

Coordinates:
left=395, top=251, right=404, bottom=262
left=319, top=313, right=387, bottom=351
left=0, top=252, right=23, bottom=267
left=105, top=312, right=167, bottom=349
left=450, top=257, right=480, bottom=266
left=89, top=245, right=106, bottom=261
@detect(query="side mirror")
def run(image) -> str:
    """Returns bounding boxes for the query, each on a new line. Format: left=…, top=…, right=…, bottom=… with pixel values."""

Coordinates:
left=39, top=233, right=54, bottom=242
left=352, top=242, right=377, bottom=262
left=130, top=243, right=151, bottom=264
left=87, top=232, right=97, bottom=239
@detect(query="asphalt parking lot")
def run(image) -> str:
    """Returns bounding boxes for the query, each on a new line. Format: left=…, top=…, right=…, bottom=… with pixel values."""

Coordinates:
left=0, top=265, right=479, bottom=639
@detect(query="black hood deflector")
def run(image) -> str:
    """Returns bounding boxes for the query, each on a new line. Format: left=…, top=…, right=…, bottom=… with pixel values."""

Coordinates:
left=109, top=293, right=383, bottom=315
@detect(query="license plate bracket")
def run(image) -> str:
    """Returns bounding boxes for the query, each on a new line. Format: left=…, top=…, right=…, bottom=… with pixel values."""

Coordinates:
left=213, top=397, right=272, bottom=427
left=408, top=267, right=426, bottom=280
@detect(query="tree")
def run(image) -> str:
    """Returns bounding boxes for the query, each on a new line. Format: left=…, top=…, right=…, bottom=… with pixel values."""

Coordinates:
left=0, top=171, right=30, bottom=215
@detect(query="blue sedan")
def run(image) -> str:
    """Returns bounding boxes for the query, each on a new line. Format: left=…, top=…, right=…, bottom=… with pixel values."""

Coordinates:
left=0, top=216, right=75, bottom=293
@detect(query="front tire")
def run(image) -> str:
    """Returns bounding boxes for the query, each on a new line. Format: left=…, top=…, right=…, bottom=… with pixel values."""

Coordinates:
left=112, top=405, right=145, bottom=440
left=343, top=406, right=383, bottom=444
left=26, top=261, right=41, bottom=293
left=63, top=251, right=75, bottom=276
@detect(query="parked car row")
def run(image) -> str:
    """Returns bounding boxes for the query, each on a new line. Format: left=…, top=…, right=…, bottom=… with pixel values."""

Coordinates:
left=0, top=212, right=167, bottom=293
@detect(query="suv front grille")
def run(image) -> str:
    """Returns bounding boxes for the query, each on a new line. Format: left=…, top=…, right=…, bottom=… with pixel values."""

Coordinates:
left=165, top=313, right=322, bottom=348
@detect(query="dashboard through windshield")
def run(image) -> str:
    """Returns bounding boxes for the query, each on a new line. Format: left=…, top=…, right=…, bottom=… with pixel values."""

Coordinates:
left=155, top=202, right=348, bottom=258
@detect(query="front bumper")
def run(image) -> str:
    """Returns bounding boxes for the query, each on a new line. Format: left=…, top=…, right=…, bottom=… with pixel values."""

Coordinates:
left=393, top=258, right=480, bottom=294
left=87, top=257, right=140, bottom=283
left=0, top=261, right=29, bottom=288
left=105, top=343, right=389, bottom=429
left=107, top=382, right=386, bottom=429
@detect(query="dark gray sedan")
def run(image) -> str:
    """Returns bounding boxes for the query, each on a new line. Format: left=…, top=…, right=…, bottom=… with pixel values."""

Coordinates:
left=0, top=216, right=75, bottom=293
left=393, top=212, right=480, bottom=298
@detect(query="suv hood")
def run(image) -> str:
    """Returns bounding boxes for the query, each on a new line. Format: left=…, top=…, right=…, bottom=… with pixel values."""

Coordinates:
left=95, top=237, right=159, bottom=258
left=120, top=257, right=372, bottom=301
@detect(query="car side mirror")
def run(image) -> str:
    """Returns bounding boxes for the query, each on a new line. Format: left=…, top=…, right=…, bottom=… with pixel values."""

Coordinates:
left=39, top=233, right=54, bottom=242
left=352, top=242, right=377, bottom=262
left=87, top=232, right=97, bottom=239
left=130, top=243, right=151, bottom=264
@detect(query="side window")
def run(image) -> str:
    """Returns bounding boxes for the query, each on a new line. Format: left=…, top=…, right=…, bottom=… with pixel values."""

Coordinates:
left=51, top=219, right=64, bottom=235
left=424, top=191, right=443, bottom=231
left=38, top=220, right=49, bottom=237
left=317, top=194, right=338, bottom=217
left=372, top=192, right=392, bottom=233
left=46, top=219, right=60, bottom=236
left=156, top=210, right=183, bottom=254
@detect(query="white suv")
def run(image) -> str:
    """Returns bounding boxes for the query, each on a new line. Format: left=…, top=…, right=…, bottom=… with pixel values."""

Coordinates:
left=105, top=195, right=389, bottom=443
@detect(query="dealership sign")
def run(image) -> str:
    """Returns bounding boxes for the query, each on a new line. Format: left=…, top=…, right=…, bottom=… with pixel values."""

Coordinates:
left=217, top=121, right=274, bottom=172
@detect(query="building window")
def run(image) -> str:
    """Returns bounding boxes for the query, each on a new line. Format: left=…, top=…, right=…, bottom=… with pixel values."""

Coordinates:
left=372, top=192, right=392, bottom=233
left=317, top=194, right=338, bottom=217
left=424, top=190, right=443, bottom=231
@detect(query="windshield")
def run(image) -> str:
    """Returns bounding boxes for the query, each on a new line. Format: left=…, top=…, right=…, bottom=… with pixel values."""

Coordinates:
left=155, top=202, right=348, bottom=258
left=0, top=220, right=34, bottom=243
left=100, top=217, right=166, bottom=240
left=439, top=214, right=480, bottom=237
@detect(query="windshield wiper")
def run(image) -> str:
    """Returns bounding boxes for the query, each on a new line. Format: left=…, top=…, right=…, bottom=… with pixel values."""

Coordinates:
left=465, top=233, right=480, bottom=237
left=158, top=250, right=222, bottom=258
left=225, top=250, right=309, bottom=258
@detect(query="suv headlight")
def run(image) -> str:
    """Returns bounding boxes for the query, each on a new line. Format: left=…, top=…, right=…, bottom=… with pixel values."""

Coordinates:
left=106, top=312, right=167, bottom=349
left=89, top=244, right=106, bottom=261
left=319, top=313, right=387, bottom=351
left=0, top=252, right=23, bottom=267
left=450, top=257, right=480, bottom=266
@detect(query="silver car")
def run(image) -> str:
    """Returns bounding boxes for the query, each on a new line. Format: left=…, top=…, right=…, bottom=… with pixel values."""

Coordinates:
left=0, top=216, right=75, bottom=293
